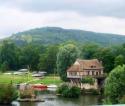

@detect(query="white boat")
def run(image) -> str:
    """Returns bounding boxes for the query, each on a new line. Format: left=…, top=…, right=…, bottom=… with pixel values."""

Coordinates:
left=47, top=84, right=57, bottom=88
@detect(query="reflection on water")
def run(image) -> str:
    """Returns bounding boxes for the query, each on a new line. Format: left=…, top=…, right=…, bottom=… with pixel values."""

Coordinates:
left=12, top=89, right=103, bottom=106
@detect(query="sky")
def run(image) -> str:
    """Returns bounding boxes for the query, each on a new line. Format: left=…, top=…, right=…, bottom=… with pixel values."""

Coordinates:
left=0, top=0, right=125, bottom=38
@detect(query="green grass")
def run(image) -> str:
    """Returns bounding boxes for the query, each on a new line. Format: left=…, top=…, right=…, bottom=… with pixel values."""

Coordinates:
left=0, top=73, right=62, bottom=85
left=0, top=74, right=33, bottom=84
left=30, top=76, right=63, bottom=85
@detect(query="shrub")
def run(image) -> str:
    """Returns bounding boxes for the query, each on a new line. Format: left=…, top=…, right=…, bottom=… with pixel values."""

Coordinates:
left=81, top=77, right=94, bottom=85
left=68, top=86, right=81, bottom=98
left=0, top=84, right=18, bottom=104
left=57, top=84, right=81, bottom=98
left=56, top=84, right=69, bottom=94
left=104, top=65, right=125, bottom=104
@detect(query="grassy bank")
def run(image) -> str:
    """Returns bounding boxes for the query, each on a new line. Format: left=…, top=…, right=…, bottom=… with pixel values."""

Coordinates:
left=30, top=76, right=62, bottom=85
left=0, top=73, right=62, bottom=85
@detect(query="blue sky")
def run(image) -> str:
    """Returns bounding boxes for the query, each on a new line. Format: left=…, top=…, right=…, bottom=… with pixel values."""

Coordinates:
left=0, top=0, right=125, bottom=38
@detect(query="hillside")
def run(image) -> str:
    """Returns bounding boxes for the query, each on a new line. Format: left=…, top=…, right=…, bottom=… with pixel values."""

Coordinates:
left=8, top=27, right=125, bottom=46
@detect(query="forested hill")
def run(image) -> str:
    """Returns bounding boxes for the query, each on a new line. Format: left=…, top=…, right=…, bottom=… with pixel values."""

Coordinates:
left=8, top=27, right=125, bottom=46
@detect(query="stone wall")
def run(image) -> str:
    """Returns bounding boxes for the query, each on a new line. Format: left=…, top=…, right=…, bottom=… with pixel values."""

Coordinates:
left=69, top=78, right=98, bottom=90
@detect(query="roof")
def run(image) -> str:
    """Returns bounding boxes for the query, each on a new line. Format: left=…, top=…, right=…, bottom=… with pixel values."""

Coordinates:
left=67, top=59, right=103, bottom=72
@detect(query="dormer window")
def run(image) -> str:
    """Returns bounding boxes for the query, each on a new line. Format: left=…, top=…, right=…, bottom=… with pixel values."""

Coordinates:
left=90, top=65, right=96, bottom=68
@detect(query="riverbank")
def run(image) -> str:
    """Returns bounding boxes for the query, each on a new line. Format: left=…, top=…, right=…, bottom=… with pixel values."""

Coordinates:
left=12, top=88, right=103, bottom=106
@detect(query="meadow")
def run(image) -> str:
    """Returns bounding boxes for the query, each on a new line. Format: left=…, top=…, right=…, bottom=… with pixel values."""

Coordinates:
left=0, top=73, right=62, bottom=85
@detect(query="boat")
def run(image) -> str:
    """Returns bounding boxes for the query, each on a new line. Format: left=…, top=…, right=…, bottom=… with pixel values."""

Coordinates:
left=32, top=84, right=47, bottom=89
left=47, top=84, right=57, bottom=88
left=47, top=84, right=57, bottom=91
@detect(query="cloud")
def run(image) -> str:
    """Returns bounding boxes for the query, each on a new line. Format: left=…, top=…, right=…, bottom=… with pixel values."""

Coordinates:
left=0, top=0, right=125, bottom=38
left=1, top=0, right=125, bottom=18
left=0, top=6, right=125, bottom=39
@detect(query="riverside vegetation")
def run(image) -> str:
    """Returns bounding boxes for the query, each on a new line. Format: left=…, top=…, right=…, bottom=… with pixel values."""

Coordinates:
left=0, top=84, right=18, bottom=104
left=57, top=84, right=81, bottom=98
left=104, top=65, right=125, bottom=104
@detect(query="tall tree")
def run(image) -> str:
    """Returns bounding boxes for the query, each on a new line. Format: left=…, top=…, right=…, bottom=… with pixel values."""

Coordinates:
left=94, top=48, right=115, bottom=73
left=81, top=43, right=99, bottom=59
left=38, top=45, right=59, bottom=73
left=114, top=55, right=124, bottom=67
left=19, top=45, right=39, bottom=71
left=56, top=44, right=80, bottom=81
left=104, top=65, right=125, bottom=104
left=0, top=41, right=18, bottom=71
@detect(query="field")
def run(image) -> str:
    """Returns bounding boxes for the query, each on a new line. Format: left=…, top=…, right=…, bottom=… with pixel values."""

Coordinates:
left=0, top=73, right=62, bottom=85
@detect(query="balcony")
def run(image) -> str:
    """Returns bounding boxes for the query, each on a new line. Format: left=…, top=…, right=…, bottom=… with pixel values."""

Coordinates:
left=67, top=74, right=106, bottom=79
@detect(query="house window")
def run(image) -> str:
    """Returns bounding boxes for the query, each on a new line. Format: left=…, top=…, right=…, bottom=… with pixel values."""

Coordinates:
left=99, top=71, right=101, bottom=75
left=92, top=71, right=94, bottom=75
left=87, top=71, right=90, bottom=75
left=70, top=72, right=77, bottom=76
left=74, top=72, right=77, bottom=76
left=96, top=72, right=98, bottom=75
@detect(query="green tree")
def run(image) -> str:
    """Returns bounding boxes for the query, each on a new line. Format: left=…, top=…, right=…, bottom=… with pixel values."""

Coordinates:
left=81, top=43, right=99, bottom=59
left=19, top=45, right=40, bottom=71
left=0, top=41, right=18, bottom=71
left=94, top=48, right=114, bottom=73
left=114, top=55, right=124, bottom=66
left=38, top=45, right=59, bottom=73
left=0, top=61, right=9, bottom=72
left=56, top=44, right=80, bottom=81
left=104, top=65, right=125, bottom=104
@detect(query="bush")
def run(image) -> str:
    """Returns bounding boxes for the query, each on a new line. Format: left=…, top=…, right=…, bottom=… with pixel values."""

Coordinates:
left=104, top=65, right=125, bottom=104
left=68, top=86, right=81, bottom=98
left=56, top=84, right=68, bottom=94
left=57, top=84, right=81, bottom=98
left=0, top=84, right=18, bottom=104
left=81, top=77, right=94, bottom=85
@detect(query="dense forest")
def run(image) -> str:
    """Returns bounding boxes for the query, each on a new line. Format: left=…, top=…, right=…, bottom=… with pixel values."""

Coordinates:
left=5, top=27, right=125, bottom=46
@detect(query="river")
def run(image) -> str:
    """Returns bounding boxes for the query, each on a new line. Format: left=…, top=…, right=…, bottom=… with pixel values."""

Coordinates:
left=12, top=88, right=103, bottom=106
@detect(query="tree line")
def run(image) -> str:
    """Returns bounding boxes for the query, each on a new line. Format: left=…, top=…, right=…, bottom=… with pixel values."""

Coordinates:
left=0, top=40, right=125, bottom=76
left=0, top=40, right=58, bottom=73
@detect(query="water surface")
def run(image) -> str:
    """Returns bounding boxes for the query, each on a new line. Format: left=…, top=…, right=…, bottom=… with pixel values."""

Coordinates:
left=12, top=89, right=103, bottom=106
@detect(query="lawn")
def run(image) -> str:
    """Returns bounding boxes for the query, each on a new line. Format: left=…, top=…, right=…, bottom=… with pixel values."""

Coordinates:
left=0, top=73, right=33, bottom=84
left=0, top=73, right=62, bottom=85
left=30, top=76, right=62, bottom=85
